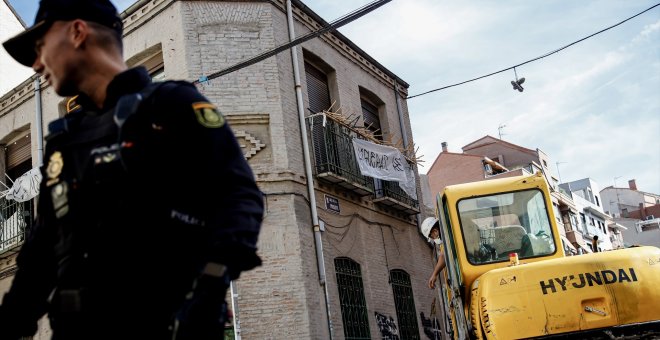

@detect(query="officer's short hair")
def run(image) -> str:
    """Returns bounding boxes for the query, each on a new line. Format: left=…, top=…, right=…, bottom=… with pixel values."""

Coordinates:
left=87, top=21, right=123, bottom=53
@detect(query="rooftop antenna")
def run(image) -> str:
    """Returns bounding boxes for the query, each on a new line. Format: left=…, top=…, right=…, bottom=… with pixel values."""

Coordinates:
left=498, top=124, right=506, bottom=139
left=556, top=161, right=567, bottom=184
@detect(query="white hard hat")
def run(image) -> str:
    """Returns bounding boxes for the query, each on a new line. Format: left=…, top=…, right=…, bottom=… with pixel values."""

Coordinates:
left=420, top=217, right=439, bottom=241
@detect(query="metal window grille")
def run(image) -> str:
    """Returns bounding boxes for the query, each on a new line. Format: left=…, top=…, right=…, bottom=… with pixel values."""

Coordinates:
left=0, top=197, right=33, bottom=255
left=390, top=269, right=420, bottom=340
left=335, top=257, right=371, bottom=340
left=308, top=115, right=374, bottom=191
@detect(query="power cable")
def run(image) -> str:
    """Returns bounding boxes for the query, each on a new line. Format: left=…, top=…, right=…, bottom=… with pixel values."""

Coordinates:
left=407, top=2, right=660, bottom=99
left=193, top=0, right=391, bottom=84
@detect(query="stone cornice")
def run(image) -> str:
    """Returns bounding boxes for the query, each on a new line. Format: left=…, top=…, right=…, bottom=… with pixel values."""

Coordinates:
left=121, top=0, right=174, bottom=36
left=0, top=75, right=45, bottom=118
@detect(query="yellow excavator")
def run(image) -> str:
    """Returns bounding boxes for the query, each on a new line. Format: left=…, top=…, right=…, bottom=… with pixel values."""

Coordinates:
left=430, top=172, right=660, bottom=339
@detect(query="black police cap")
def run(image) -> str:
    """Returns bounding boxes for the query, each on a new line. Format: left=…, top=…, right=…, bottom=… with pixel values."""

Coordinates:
left=2, top=0, right=123, bottom=67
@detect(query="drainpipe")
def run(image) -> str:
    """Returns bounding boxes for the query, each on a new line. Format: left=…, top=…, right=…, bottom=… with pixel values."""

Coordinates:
left=286, top=1, right=333, bottom=339
left=34, top=76, right=44, bottom=165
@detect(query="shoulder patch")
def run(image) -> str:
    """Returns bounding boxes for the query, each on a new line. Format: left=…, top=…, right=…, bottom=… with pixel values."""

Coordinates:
left=192, top=102, right=225, bottom=128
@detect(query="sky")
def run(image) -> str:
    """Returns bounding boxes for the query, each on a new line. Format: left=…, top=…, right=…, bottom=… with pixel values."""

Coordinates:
left=8, top=0, right=660, bottom=194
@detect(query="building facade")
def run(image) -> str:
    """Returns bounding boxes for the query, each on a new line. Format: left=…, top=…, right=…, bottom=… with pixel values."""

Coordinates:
left=0, top=1, right=439, bottom=339
left=559, top=178, right=624, bottom=252
left=600, top=179, right=660, bottom=218
left=600, top=179, right=660, bottom=249
left=610, top=204, right=660, bottom=248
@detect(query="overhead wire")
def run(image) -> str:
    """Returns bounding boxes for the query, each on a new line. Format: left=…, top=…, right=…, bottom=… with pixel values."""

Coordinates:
left=407, top=2, right=660, bottom=99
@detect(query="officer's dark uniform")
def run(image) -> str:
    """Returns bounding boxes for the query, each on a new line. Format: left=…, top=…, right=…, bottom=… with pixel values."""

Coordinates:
left=0, top=67, right=264, bottom=339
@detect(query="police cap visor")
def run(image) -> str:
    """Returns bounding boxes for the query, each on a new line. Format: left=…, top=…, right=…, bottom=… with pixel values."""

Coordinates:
left=2, top=0, right=123, bottom=67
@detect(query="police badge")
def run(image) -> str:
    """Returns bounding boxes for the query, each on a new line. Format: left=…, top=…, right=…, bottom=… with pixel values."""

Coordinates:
left=46, top=151, right=64, bottom=187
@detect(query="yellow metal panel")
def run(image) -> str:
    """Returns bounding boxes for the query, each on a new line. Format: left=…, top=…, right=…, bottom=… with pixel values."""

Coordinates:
left=474, top=246, right=660, bottom=339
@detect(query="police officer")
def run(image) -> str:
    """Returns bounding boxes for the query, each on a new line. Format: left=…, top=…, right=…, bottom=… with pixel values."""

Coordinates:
left=0, top=0, right=263, bottom=339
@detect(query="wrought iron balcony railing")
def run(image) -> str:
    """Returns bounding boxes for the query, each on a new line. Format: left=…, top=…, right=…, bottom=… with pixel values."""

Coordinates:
left=308, top=114, right=419, bottom=214
left=309, top=114, right=374, bottom=195
left=373, top=179, right=419, bottom=214
left=1, top=197, right=34, bottom=257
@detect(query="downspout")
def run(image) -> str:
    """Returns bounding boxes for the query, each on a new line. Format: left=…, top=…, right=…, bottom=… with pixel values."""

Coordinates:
left=34, top=76, right=44, bottom=165
left=286, top=1, right=333, bottom=339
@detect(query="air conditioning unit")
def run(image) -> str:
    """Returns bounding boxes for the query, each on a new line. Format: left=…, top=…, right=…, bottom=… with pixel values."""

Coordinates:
left=645, top=215, right=655, bottom=221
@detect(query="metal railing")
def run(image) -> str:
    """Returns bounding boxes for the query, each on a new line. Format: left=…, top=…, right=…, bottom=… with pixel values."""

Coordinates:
left=308, top=114, right=418, bottom=210
left=0, top=197, right=33, bottom=255
left=374, top=179, right=419, bottom=210
left=309, top=114, right=374, bottom=191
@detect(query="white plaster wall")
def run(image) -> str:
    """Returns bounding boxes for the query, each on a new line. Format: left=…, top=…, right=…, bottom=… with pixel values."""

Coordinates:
left=0, top=1, right=34, bottom=96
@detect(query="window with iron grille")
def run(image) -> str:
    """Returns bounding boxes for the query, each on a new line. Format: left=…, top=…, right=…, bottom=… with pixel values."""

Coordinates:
left=335, top=257, right=371, bottom=340
left=1, top=136, right=35, bottom=256
left=390, top=269, right=420, bottom=339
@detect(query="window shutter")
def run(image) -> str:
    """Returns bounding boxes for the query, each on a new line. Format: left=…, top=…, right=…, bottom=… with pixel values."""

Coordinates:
left=6, top=134, right=31, bottom=169
left=305, top=62, right=331, bottom=114
left=361, top=99, right=381, bottom=139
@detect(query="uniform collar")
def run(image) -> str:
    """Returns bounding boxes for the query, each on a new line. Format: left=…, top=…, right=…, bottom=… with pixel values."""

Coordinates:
left=76, top=66, right=152, bottom=112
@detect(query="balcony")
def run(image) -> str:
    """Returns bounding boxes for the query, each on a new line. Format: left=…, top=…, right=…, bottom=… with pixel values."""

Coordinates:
left=373, top=179, right=419, bottom=215
left=309, top=114, right=374, bottom=196
left=1, top=197, right=33, bottom=258
left=585, top=224, right=604, bottom=238
left=565, top=229, right=585, bottom=246
left=308, top=114, right=418, bottom=214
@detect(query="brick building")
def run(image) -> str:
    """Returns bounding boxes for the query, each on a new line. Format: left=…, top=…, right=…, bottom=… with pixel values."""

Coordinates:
left=0, top=1, right=440, bottom=339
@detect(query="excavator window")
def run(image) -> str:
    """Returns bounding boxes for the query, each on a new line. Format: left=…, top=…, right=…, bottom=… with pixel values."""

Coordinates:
left=457, top=189, right=556, bottom=265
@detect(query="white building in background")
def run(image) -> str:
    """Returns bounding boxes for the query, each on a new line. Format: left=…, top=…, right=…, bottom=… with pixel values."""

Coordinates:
left=600, top=179, right=660, bottom=218
left=560, top=178, right=616, bottom=252
left=0, top=0, right=34, bottom=95
left=600, top=179, right=660, bottom=248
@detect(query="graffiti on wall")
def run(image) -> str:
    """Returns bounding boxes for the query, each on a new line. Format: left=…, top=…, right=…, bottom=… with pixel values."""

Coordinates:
left=374, top=312, right=399, bottom=340
left=420, top=312, right=442, bottom=339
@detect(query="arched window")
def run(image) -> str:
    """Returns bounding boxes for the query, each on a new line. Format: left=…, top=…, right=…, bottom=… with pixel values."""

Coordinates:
left=390, top=269, right=420, bottom=339
left=335, top=257, right=371, bottom=339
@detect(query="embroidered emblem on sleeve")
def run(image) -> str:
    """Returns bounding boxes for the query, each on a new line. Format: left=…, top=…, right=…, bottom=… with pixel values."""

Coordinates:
left=192, top=102, right=225, bottom=128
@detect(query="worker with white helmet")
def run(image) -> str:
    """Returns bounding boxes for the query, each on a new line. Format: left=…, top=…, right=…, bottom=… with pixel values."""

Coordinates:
left=421, top=217, right=446, bottom=289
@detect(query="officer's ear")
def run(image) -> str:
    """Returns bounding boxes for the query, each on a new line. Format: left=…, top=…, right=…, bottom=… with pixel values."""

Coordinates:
left=69, top=20, right=90, bottom=49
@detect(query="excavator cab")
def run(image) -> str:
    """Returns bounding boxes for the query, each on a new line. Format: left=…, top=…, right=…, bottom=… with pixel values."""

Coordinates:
left=457, top=189, right=557, bottom=266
